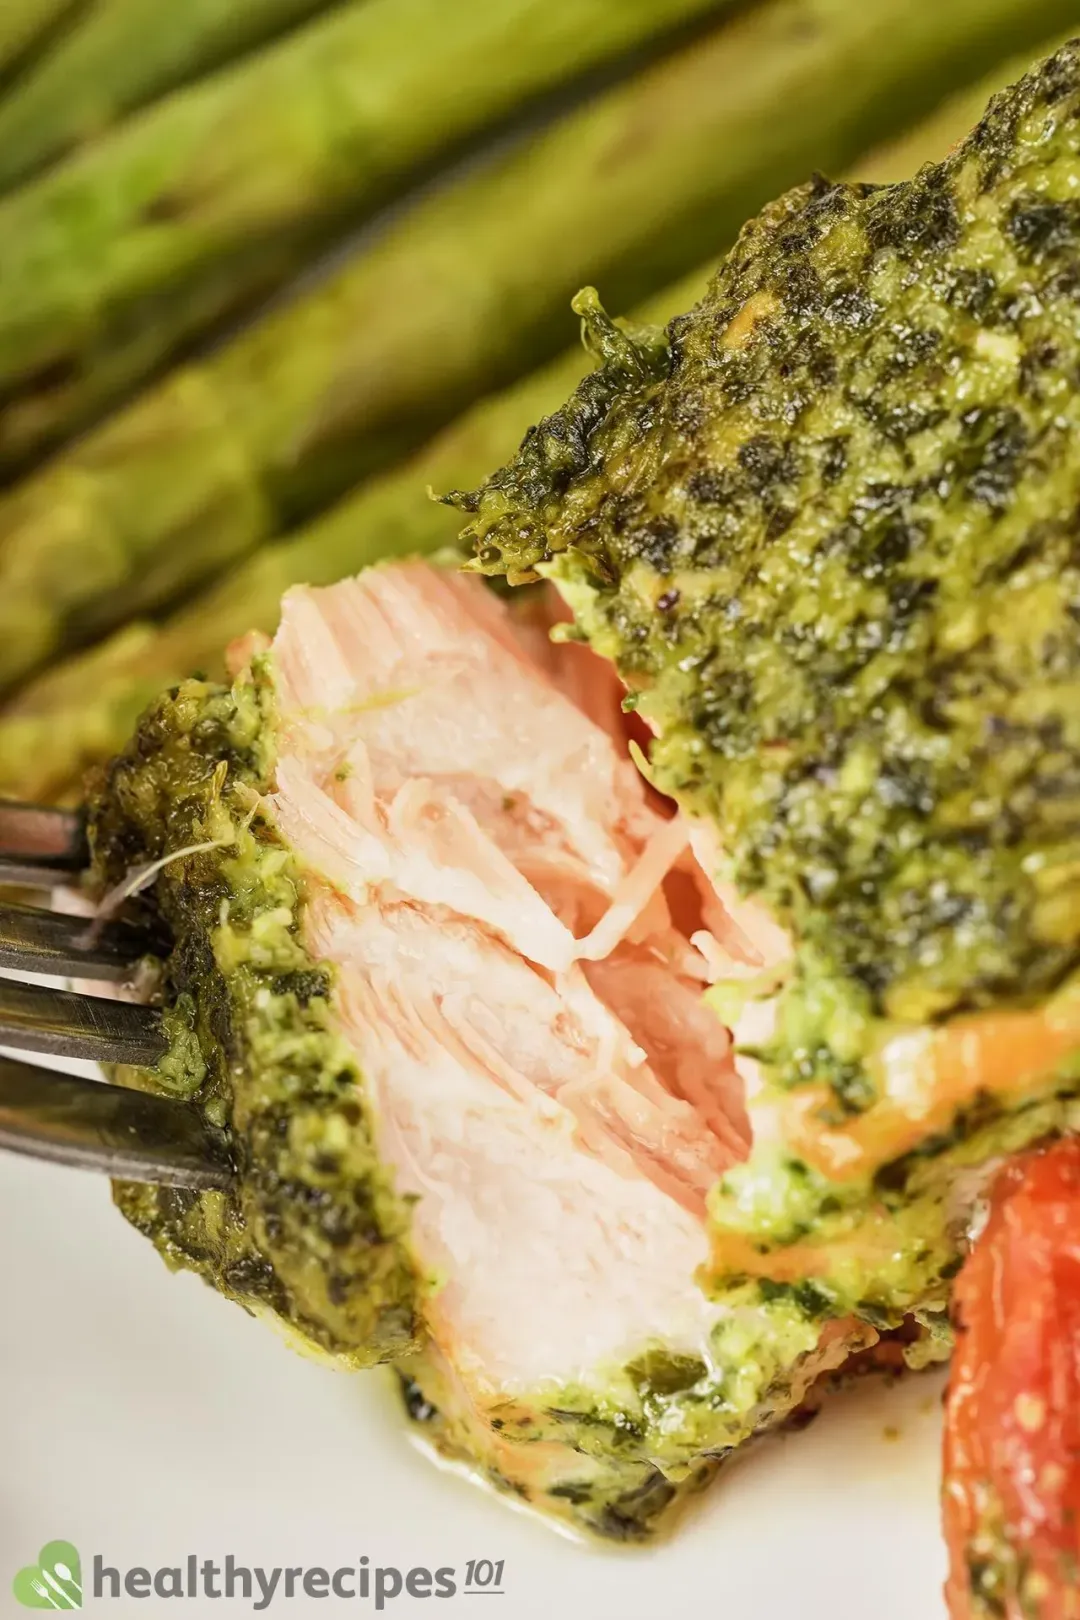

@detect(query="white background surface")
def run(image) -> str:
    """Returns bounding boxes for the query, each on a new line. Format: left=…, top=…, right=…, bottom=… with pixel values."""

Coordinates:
left=0, top=1149, right=949, bottom=1619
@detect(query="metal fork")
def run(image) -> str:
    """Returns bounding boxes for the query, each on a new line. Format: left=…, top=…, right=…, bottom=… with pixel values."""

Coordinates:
left=0, top=801, right=233, bottom=1190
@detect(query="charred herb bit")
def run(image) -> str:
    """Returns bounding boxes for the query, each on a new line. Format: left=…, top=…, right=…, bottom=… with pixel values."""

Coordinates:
left=756, top=1279, right=835, bottom=1318
left=546, top=1481, right=595, bottom=1506
left=88, top=671, right=419, bottom=1366
left=397, top=1372, right=439, bottom=1425
left=627, top=1349, right=709, bottom=1399
left=593, top=1470, right=681, bottom=1543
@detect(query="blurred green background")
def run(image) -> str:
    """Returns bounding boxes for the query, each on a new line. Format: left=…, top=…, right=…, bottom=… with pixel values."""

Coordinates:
left=0, top=0, right=1077, bottom=801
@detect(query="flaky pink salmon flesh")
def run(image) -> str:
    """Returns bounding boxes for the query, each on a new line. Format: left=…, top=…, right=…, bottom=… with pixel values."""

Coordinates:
left=238, top=560, right=863, bottom=1506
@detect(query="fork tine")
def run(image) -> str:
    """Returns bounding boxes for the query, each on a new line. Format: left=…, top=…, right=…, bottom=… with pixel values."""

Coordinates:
left=0, top=801, right=87, bottom=887
left=0, top=1056, right=233, bottom=1188
left=0, top=900, right=152, bottom=981
left=0, top=978, right=165, bottom=1065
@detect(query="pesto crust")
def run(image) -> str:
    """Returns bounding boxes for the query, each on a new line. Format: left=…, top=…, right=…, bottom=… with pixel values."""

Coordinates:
left=88, top=673, right=420, bottom=1366
left=454, top=45, right=1080, bottom=1327
left=392, top=1297, right=870, bottom=1544
left=396, top=1365, right=721, bottom=1546
left=457, top=44, right=1080, bottom=1036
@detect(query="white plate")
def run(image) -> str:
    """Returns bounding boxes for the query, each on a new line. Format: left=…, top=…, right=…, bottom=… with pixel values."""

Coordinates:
left=0, top=1146, right=948, bottom=1619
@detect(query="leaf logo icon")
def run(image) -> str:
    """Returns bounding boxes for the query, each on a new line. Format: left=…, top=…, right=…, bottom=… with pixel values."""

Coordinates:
left=12, top=1542, right=82, bottom=1609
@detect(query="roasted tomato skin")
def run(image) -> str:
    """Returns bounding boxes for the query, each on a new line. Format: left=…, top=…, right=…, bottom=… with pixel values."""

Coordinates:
left=944, top=1137, right=1080, bottom=1620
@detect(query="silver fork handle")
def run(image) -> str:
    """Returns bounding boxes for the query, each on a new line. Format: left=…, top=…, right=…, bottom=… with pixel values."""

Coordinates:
left=0, top=978, right=165, bottom=1065
left=0, top=1057, right=233, bottom=1190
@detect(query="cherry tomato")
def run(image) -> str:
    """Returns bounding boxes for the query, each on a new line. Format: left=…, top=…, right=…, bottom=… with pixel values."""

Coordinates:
left=944, top=1136, right=1080, bottom=1620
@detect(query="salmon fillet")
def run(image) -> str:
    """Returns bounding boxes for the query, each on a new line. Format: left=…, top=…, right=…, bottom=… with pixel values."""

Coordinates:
left=91, top=558, right=874, bottom=1537
left=89, top=44, right=1080, bottom=1548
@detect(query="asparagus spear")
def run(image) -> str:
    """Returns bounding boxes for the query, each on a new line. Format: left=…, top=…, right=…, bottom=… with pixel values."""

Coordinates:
left=0, top=0, right=78, bottom=83
left=0, top=0, right=1073, bottom=702
left=0, top=0, right=343, bottom=193
left=0, top=0, right=744, bottom=474
left=0, top=265, right=711, bottom=804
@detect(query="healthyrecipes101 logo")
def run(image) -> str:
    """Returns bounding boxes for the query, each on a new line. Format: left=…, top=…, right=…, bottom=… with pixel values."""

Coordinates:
left=13, top=1542, right=83, bottom=1610
left=13, top=1543, right=507, bottom=1610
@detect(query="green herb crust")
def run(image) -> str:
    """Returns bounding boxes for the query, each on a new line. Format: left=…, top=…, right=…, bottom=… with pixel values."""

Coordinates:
left=394, top=1358, right=722, bottom=1545
left=393, top=1317, right=927, bottom=1541
left=88, top=674, right=419, bottom=1366
left=392, top=1297, right=875, bottom=1543
left=458, top=44, right=1080, bottom=1028
left=456, top=45, right=1080, bottom=1324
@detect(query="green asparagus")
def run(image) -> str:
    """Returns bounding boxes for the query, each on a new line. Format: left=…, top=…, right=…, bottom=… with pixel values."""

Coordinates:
left=0, top=0, right=78, bottom=82
left=0, top=265, right=711, bottom=804
left=0, top=0, right=343, bottom=193
left=0, top=0, right=1074, bottom=701
left=0, top=0, right=744, bottom=473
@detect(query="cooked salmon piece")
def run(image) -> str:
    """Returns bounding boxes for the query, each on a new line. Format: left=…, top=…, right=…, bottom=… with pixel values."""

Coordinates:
left=263, top=563, right=887, bottom=1532
left=267, top=566, right=747, bottom=1426
left=93, top=558, right=873, bottom=1537
left=93, top=52, right=1080, bottom=1548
